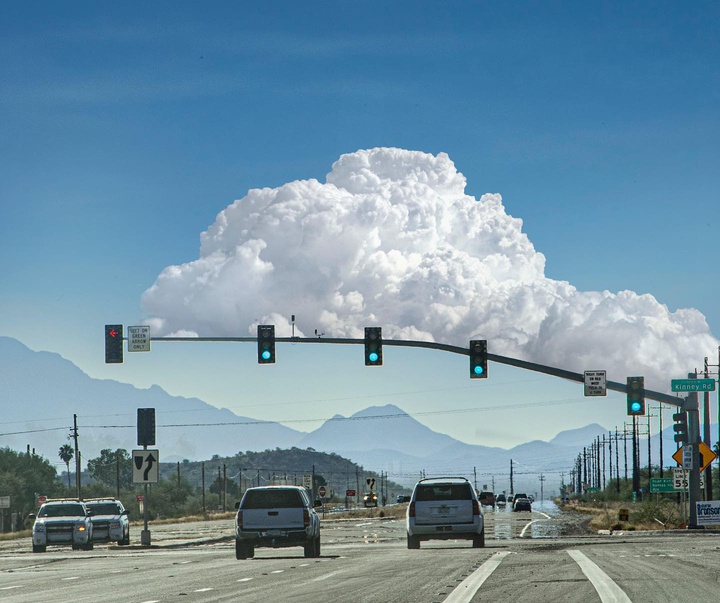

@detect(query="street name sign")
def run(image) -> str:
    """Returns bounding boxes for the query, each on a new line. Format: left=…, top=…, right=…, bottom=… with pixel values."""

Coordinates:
left=584, top=370, right=607, bottom=397
left=671, top=378, right=715, bottom=392
left=127, top=326, right=151, bottom=352
left=649, top=478, right=674, bottom=493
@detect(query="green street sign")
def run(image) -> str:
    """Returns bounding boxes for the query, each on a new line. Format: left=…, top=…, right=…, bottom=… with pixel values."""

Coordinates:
left=671, top=378, right=715, bottom=392
left=649, top=478, right=675, bottom=493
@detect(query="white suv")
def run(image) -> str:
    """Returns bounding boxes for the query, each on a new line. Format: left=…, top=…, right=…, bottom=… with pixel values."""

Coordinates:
left=85, top=498, right=130, bottom=545
left=32, top=500, right=94, bottom=553
left=406, top=477, right=485, bottom=549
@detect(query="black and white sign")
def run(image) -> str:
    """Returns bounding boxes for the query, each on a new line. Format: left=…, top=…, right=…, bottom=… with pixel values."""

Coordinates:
left=672, top=467, right=705, bottom=490
left=132, top=449, right=159, bottom=483
left=127, top=326, right=151, bottom=352
left=366, top=477, right=376, bottom=491
left=583, top=370, right=607, bottom=396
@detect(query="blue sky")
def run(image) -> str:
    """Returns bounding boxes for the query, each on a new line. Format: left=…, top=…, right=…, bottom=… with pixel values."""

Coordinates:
left=1, top=2, right=719, bottom=453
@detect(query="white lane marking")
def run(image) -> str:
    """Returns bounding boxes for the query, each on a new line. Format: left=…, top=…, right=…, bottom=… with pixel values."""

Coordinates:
left=568, top=550, right=632, bottom=603
left=312, top=570, right=344, bottom=582
left=537, top=512, right=551, bottom=519
left=443, top=552, right=511, bottom=603
left=61, top=577, right=80, bottom=581
left=271, top=570, right=284, bottom=574
left=194, top=588, right=213, bottom=592
left=237, top=578, right=253, bottom=583
left=0, top=586, right=24, bottom=591
left=519, top=520, right=537, bottom=538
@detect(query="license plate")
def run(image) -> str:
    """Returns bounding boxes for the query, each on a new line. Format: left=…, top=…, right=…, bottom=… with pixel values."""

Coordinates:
left=263, top=530, right=286, bottom=537
left=436, top=526, right=452, bottom=532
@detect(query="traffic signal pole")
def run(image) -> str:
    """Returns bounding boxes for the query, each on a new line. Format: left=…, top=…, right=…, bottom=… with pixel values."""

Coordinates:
left=684, top=390, right=702, bottom=529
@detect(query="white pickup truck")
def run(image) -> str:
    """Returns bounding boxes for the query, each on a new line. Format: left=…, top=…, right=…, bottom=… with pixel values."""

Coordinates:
left=234, top=486, right=322, bottom=559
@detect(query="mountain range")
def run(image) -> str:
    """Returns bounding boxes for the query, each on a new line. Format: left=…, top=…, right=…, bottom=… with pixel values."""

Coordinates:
left=0, top=336, right=693, bottom=491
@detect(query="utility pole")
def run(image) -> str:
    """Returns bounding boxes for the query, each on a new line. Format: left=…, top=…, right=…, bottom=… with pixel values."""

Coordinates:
left=509, top=459, right=514, bottom=494
left=539, top=473, right=545, bottom=502
left=632, top=416, right=639, bottom=496
left=615, top=428, right=620, bottom=494
left=72, top=414, right=80, bottom=499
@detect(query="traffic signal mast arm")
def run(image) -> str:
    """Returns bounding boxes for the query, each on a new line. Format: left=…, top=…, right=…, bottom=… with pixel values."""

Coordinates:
left=144, top=334, right=683, bottom=406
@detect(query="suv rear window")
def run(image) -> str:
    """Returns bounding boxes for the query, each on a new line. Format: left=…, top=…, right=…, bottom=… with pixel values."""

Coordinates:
left=241, top=489, right=303, bottom=509
left=415, top=484, right=472, bottom=501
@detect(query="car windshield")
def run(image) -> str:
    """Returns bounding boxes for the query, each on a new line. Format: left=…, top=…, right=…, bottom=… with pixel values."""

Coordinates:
left=415, top=484, right=472, bottom=501
left=241, top=489, right=303, bottom=509
left=39, top=504, right=86, bottom=518
left=86, top=503, right=122, bottom=515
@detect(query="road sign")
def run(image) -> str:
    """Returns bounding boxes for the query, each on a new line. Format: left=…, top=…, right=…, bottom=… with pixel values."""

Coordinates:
left=672, top=443, right=717, bottom=473
left=671, top=378, right=715, bottom=392
left=584, top=370, right=607, bottom=396
left=366, top=477, right=376, bottom=491
left=127, top=325, right=151, bottom=352
left=683, top=447, right=693, bottom=469
left=303, top=474, right=312, bottom=490
left=132, top=449, right=159, bottom=483
left=0, top=496, right=9, bottom=509
left=672, top=468, right=705, bottom=490
left=346, top=489, right=356, bottom=497
left=318, top=486, right=327, bottom=498
left=649, top=478, right=674, bottom=493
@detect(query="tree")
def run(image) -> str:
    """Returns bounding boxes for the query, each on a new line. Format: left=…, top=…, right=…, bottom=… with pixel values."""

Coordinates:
left=58, top=444, right=74, bottom=490
left=87, top=449, right=132, bottom=490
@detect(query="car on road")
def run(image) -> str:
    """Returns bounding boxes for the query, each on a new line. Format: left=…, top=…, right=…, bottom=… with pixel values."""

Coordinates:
left=32, top=499, right=94, bottom=552
left=84, top=498, right=130, bottom=545
left=363, top=492, right=379, bottom=507
left=513, top=497, right=532, bottom=512
left=234, top=486, right=321, bottom=559
left=478, top=491, right=495, bottom=506
left=495, top=493, right=507, bottom=507
left=396, top=494, right=411, bottom=503
left=512, top=493, right=528, bottom=510
left=406, top=477, right=485, bottom=549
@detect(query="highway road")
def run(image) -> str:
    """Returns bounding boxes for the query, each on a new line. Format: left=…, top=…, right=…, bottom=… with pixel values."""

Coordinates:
left=1, top=505, right=720, bottom=602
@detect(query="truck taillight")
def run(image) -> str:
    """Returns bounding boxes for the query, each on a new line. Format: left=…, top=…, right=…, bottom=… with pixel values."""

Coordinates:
left=472, top=500, right=480, bottom=515
left=236, top=511, right=243, bottom=528
left=303, top=509, right=310, bottom=527
left=408, top=502, right=415, bottom=517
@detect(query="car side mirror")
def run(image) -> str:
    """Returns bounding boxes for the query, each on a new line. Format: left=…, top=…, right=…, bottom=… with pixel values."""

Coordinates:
left=313, top=499, right=322, bottom=508
left=234, top=501, right=241, bottom=510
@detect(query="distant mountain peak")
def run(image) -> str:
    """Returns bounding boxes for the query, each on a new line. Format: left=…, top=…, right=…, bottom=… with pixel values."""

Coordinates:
left=351, top=404, right=408, bottom=418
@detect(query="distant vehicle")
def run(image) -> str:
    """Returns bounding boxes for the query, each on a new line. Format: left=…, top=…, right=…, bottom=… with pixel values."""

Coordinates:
left=495, top=493, right=507, bottom=506
left=363, top=492, right=379, bottom=507
left=396, top=494, right=411, bottom=503
left=507, top=494, right=514, bottom=505
left=513, top=497, right=532, bottom=512
left=406, top=477, right=484, bottom=549
left=512, top=493, right=528, bottom=510
left=32, top=499, right=94, bottom=553
left=478, top=491, right=495, bottom=506
left=84, top=498, right=130, bottom=545
left=234, top=486, right=321, bottom=559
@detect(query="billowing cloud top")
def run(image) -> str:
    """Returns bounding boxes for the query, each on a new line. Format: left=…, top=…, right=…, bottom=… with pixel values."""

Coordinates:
left=141, top=147, right=717, bottom=392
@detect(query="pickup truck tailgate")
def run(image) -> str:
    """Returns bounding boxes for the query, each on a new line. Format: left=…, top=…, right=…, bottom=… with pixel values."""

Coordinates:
left=241, top=507, right=305, bottom=530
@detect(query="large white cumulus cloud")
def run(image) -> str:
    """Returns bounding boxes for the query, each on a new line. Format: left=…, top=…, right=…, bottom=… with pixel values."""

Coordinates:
left=141, top=148, right=717, bottom=392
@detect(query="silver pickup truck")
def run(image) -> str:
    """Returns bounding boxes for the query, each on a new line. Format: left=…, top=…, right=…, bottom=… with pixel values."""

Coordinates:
left=234, top=485, right=321, bottom=559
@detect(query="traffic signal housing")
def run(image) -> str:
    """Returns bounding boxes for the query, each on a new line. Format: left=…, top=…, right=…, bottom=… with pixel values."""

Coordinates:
left=105, top=324, right=124, bottom=364
left=137, top=407, right=156, bottom=446
left=626, top=376, right=645, bottom=415
left=364, top=327, right=382, bottom=366
left=469, top=340, right=488, bottom=379
left=257, top=325, right=276, bottom=364
left=673, top=411, right=689, bottom=443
